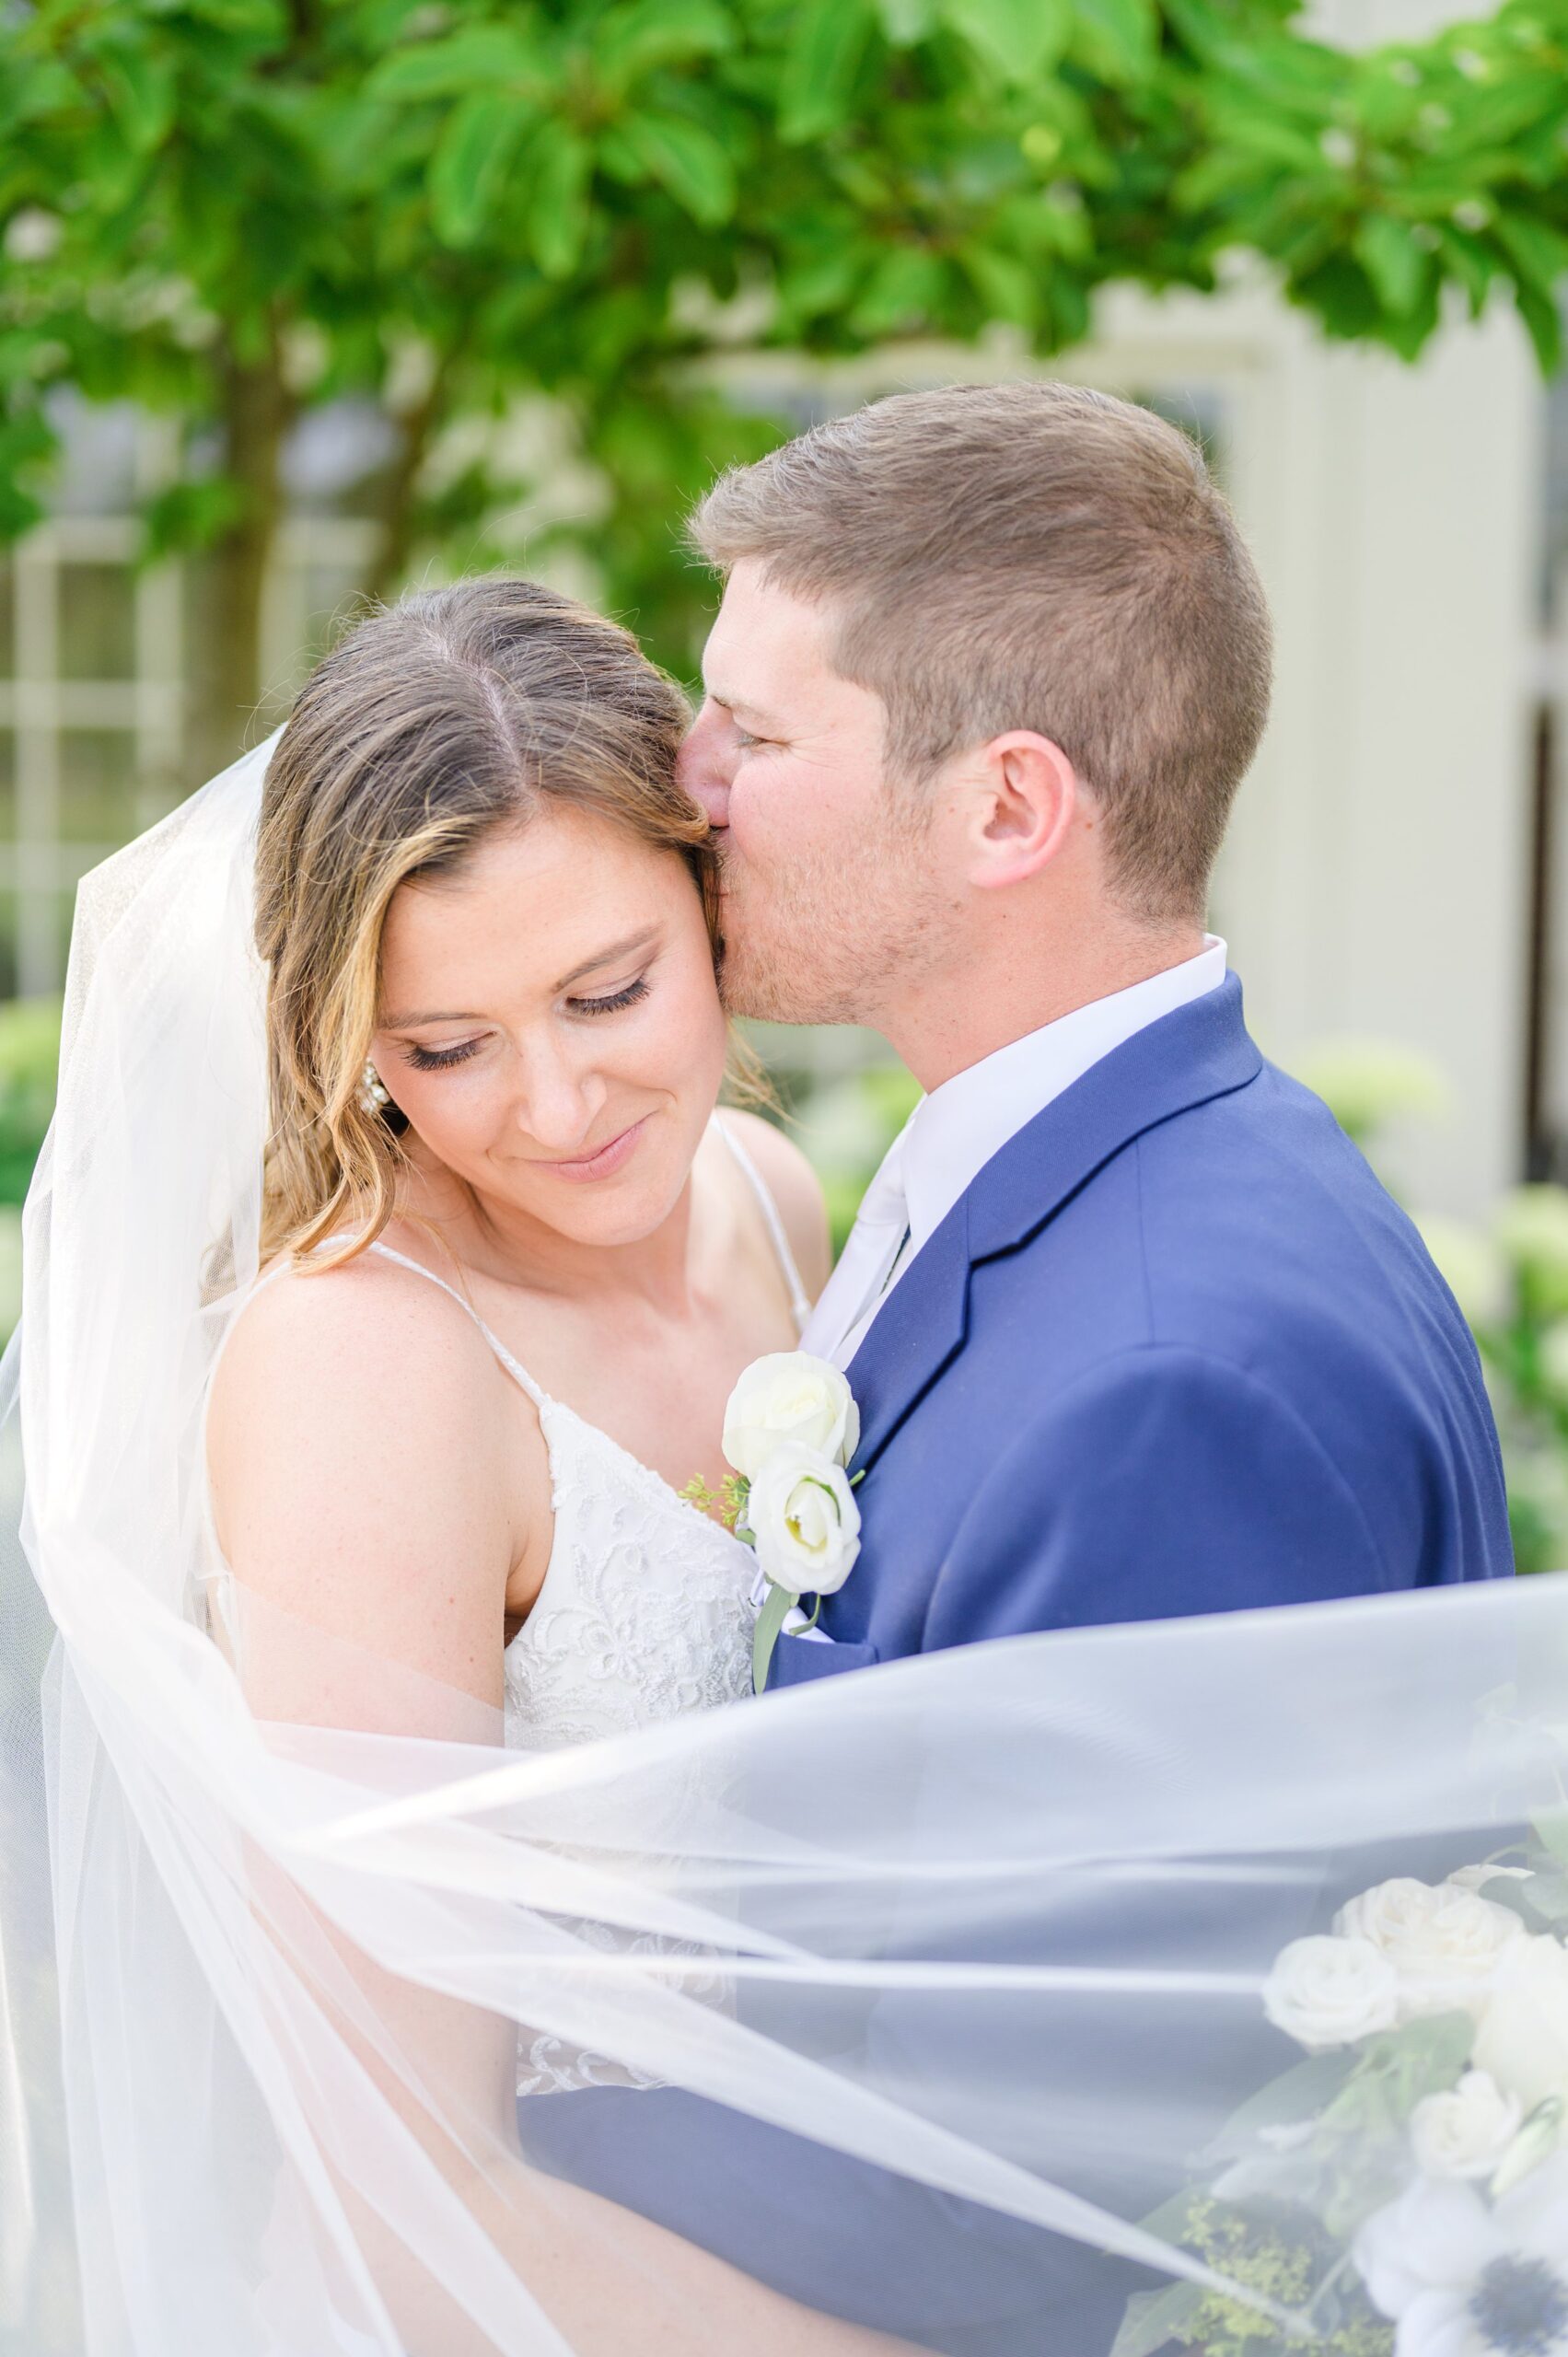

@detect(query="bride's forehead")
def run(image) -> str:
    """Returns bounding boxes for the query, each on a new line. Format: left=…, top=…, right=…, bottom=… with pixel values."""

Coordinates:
left=377, top=807, right=683, bottom=986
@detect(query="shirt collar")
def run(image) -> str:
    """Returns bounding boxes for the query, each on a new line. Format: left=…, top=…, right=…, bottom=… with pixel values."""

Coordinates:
left=900, top=936, right=1228, bottom=1256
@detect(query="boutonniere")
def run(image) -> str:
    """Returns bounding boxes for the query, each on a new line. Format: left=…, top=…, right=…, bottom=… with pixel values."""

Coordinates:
left=680, top=1352, right=864, bottom=1694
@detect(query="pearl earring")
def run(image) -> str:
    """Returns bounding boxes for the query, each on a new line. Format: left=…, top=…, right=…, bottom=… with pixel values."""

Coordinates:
left=359, top=1061, right=390, bottom=1117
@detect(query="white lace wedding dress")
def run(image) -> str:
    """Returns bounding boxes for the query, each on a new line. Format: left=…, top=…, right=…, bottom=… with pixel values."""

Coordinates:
left=204, top=1117, right=811, bottom=2096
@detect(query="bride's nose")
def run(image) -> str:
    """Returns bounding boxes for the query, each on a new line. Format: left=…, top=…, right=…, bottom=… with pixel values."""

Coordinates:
left=513, top=1036, right=605, bottom=1155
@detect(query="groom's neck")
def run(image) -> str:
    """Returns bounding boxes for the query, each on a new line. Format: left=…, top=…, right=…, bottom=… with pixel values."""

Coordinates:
left=882, top=907, right=1208, bottom=1093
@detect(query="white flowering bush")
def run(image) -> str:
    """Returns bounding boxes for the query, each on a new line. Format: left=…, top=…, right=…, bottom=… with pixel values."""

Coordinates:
left=1114, top=1854, right=1568, bottom=2357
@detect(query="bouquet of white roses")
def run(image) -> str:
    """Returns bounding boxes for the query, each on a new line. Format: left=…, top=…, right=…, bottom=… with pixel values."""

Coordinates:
left=1114, top=1851, right=1568, bottom=2357
left=683, top=1351, right=864, bottom=1694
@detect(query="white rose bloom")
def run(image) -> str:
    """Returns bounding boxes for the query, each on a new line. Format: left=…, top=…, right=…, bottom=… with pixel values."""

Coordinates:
left=1473, top=1934, right=1568, bottom=2114
left=1409, top=2071, right=1524, bottom=2180
left=1262, top=1935, right=1400, bottom=2052
left=1334, top=1876, right=1524, bottom=2020
left=749, top=1444, right=862, bottom=1598
left=723, top=1353, right=861, bottom=1481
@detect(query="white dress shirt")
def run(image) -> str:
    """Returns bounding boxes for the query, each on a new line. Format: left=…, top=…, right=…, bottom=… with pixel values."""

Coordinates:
left=805, top=937, right=1228, bottom=1369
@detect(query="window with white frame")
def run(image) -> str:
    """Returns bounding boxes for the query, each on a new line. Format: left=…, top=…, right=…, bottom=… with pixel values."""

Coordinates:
left=0, top=396, right=381, bottom=1001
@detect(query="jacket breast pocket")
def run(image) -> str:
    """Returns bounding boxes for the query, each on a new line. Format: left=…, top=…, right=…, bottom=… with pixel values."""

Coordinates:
left=765, top=1634, right=880, bottom=1691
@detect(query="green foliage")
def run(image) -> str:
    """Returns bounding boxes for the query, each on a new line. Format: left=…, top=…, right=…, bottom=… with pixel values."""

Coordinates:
left=1296, top=1041, right=1568, bottom=1574
left=1290, top=1041, right=1449, bottom=1157
left=784, top=1057, right=923, bottom=1252
left=1112, top=2197, right=1391, bottom=2357
left=0, top=996, right=59, bottom=1342
left=678, top=1469, right=752, bottom=1526
left=0, top=998, right=61, bottom=1209
left=3, top=0, right=1568, bottom=685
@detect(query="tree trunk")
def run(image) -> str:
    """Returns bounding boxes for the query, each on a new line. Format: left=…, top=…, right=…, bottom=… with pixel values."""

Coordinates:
left=185, top=338, right=295, bottom=790
left=363, top=358, right=453, bottom=611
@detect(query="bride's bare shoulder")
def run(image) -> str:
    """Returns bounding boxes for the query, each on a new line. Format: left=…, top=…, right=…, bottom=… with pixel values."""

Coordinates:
left=208, top=1240, right=512, bottom=1505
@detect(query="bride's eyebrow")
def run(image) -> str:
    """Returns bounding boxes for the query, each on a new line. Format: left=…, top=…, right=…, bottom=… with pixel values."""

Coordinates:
left=553, top=928, right=658, bottom=993
left=379, top=1006, right=482, bottom=1029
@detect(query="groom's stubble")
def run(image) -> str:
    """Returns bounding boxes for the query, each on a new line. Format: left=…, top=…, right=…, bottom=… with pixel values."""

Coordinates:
left=713, top=777, right=959, bottom=1028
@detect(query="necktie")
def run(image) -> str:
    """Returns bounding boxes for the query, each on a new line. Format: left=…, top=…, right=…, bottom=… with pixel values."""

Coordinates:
left=804, top=1124, right=913, bottom=1369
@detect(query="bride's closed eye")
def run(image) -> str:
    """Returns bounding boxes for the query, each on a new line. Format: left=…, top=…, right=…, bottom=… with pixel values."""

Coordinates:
left=397, top=977, right=652, bottom=1073
left=569, top=976, right=651, bottom=1019
left=402, top=1037, right=485, bottom=1073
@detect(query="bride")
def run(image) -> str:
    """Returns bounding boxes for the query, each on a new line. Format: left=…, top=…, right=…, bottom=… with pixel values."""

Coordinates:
left=204, top=575, right=927, bottom=2349
left=207, top=575, right=825, bottom=1752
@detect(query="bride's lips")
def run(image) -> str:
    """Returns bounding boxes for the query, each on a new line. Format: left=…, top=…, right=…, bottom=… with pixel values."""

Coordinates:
left=532, top=1116, right=649, bottom=1184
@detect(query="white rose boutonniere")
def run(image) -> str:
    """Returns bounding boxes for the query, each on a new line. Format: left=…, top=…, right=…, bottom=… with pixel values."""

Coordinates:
left=721, top=1352, right=861, bottom=1482
left=683, top=1352, right=865, bottom=1694
left=749, top=1443, right=861, bottom=1600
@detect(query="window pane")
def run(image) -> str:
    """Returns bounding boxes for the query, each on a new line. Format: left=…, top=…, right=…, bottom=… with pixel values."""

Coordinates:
left=60, top=730, right=139, bottom=846
left=0, top=562, right=13, bottom=680
left=0, top=732, right=13, bottom=841
left=59, top=563, right=136, bottom=680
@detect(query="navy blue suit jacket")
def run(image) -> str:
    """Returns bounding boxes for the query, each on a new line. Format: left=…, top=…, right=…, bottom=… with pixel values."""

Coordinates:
left=772, top=974, right=1507, bottom=1685
left=520, top=978, right=1513, bottom=2351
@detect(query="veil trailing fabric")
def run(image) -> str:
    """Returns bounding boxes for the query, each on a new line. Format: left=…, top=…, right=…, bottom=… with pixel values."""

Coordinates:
left=1, top=738, right=1566, bottom=2356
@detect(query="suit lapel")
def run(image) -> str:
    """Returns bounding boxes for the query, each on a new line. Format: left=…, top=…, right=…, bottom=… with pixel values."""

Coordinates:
left=845, top=977, right=1261, bottom=1477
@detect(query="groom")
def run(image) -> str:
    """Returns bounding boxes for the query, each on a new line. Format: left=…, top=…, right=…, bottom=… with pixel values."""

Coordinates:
left=520, top=382, right=1512, bottom=2346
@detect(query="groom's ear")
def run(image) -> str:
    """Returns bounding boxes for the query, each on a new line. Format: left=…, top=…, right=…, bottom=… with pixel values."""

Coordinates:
left=965, top=730, right=1080, bottom=890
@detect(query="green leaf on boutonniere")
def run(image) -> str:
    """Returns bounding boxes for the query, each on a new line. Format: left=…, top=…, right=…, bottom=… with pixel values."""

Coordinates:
left=752, top=1581, right=796, bottom=1696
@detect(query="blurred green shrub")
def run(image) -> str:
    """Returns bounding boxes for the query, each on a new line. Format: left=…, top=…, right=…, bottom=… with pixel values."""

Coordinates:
left=0, top=997, right=59, bottom=1344
left=791, top=1062, right=921, bottom=1256
left=1299, top=1038, right=1568, bottom=1576
left=0, top=997, right=61, bottom=1206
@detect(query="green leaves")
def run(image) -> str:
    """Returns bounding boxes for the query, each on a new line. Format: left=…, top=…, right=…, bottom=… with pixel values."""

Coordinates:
left=593, top=0, right=734, bottom=95
left=620, top=112, right=736, bottom=224
left=778, top=0, right=874, bottom=144
left=1109, top=2280, right=1202, bottom=2357
left=95, top=41, right=178, bottom=154
left=3, top=0, right=1568, bottom=745
left=526, top=122, right=594, bottom=278
left=368, top=26, right=546, bottom=101
left=942, top=0, right=1072, bottom=84
left=1070, top=0, right=1158, bottom=85
left=1352, top=215, right=1430, bottom=317
left=430, top=91, right=527, bottom=247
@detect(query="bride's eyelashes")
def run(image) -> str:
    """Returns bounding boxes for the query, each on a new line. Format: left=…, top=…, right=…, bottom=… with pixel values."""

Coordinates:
left=568, top=975, right=651, bottom=1019
left=395, top=977, right=653, bottom=1073
left=402, top=1037, right=485, bottom=1073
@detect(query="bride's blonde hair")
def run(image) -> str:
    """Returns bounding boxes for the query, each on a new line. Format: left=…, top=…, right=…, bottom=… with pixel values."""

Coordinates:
left=255, top=578, right=714, bottom=1269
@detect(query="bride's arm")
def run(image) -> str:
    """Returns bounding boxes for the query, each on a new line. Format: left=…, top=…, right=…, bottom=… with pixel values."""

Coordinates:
left=209, top=1259, right=916, bottom=2357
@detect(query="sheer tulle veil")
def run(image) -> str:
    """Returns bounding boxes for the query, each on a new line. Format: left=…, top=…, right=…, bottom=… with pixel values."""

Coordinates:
left=2, top=733, right=1567, bottom=2356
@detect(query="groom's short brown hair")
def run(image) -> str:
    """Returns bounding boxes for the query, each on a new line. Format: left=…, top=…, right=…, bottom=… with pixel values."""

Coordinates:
left=690, top=381, right=1272, bottom=923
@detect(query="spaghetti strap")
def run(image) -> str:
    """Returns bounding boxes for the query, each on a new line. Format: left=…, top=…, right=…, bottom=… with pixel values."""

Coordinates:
left=363, top=1241, right=550, bottom=1408
left=716, top=1118, right=813, bottom=1337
